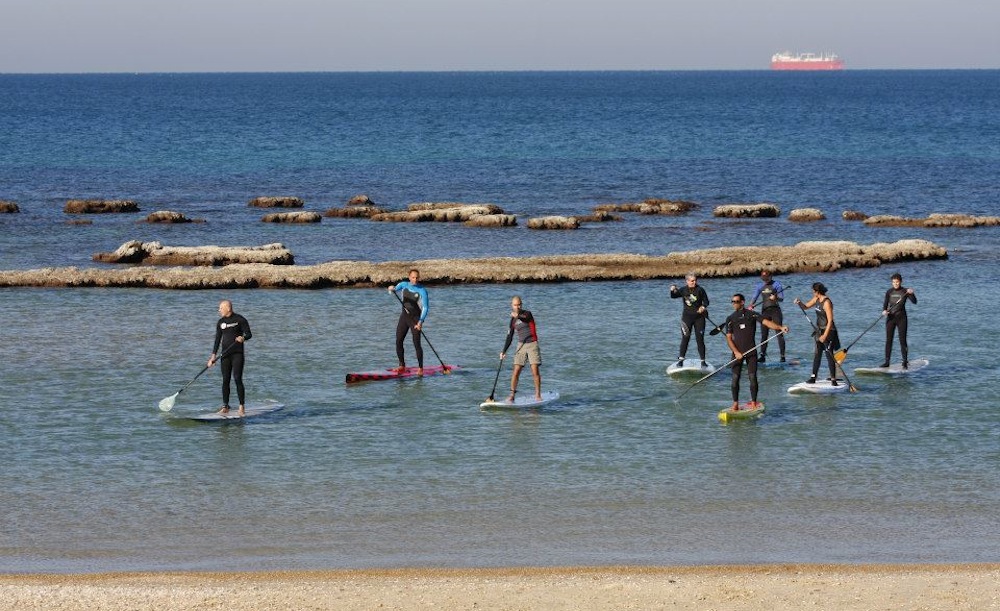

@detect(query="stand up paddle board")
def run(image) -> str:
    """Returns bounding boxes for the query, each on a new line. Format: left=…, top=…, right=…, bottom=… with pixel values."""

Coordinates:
left=665, top=360, right=713, bottom=376
left=480, top=390, right=560, bottom=410
left=854, top=359, right=929, bottom=375
left=186, top=401, right=285, bottom=422
left=787, top=379, right=848, bottom=395
left=346, top=364, right=459, bottom=384
left=718, top=401, right=765, bottom=422
left=759, top=358, right=800, bottom=368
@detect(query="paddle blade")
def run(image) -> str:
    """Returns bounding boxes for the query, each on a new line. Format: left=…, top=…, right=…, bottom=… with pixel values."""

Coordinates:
left=709, top=325, right=724, bottom=336
left=158, top=393, right=178, bottom=412
left=834, top=349, right=847, bottom=363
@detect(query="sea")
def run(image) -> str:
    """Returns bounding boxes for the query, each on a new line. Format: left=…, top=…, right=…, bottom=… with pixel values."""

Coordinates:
left=0, top=71, right=998, bottom=573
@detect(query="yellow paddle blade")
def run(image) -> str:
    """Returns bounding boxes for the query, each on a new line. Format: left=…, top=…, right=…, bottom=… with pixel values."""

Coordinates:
left=834, top=349, right=847, bottom=363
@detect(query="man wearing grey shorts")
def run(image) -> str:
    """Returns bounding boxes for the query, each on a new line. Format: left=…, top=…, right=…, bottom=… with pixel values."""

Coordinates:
left=500, top=295, right=542, bottom=402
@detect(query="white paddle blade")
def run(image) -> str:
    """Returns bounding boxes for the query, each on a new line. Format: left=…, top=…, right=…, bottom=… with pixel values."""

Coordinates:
left=158, top=393, right=178, bottom=412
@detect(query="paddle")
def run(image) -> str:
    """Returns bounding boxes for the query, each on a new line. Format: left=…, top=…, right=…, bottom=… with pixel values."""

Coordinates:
left=158, top=342, right=235, bottom=412
left=794, top=301, right=858, bottom=392
left=390, top=291, right=451, bottom=373
left=706, top=313, right=727, bottom=337
left=675, top=331, right=786, bottom=402
left=833, top=312, right=885, bottom=363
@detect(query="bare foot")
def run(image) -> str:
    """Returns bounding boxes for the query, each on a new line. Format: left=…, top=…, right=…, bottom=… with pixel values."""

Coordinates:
left=217, top=406, right=230, bottom=414
left=416, top=368, right=424, bottom=376
left=238, top=405, right=246, bottom=417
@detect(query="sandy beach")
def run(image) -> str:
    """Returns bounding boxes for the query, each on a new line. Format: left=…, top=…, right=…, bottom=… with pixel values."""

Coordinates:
left=1, top=564, right=997, bottom=610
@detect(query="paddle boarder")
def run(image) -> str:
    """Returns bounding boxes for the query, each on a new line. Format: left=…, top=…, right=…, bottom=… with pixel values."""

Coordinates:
left=669, top=274, right=710, bottom=368
left=749, top=269, right=786, bottom=363
left=500, top=295, right=542, bottom=402
left=207, top=299, right=252, bottom=416
left=794, top=283, right=841, bottom=385
left=724, top=293, right=789, bottom=410
left=881, top=273, right=917, bottom=369
left=388, top=268, right=429, bottom=374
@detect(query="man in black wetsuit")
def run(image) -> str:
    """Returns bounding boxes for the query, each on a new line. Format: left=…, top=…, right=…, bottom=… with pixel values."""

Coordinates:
left=882, top=272, right=917, bottom=369
left=208, top=299, right=252, bottom=416
left=669, top=274, right=710, bottom=367
left=724, top=293, right=788, bottom=410
left=750, top=269, right=786, bottom=363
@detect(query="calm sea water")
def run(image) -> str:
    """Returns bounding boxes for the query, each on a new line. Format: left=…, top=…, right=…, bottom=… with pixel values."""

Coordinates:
left=1, top=71, right=999, bottom=572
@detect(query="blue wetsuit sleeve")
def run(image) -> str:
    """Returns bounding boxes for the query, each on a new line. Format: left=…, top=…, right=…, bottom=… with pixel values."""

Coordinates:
left=417, top=286, right=429, bottom=322
left=750, top=281, right=763, bottom=305
left=773, top=281, right=784, bottom=302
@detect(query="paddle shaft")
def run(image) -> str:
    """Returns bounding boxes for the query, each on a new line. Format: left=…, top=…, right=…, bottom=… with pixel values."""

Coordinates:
left=676, top=330, right=786, bottom=401
left=390, top=291, right=449, bottom=371
left=795, top=301, right=857, bottom=391
left=177, top=341, right=237, bottom=396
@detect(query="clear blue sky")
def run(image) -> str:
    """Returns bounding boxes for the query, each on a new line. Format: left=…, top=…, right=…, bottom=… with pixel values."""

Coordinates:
left=1, top=0, right=997, bottom=72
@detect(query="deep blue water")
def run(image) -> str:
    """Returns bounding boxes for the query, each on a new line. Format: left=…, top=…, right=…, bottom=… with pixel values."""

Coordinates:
left=1, top=71, right=999, bottom=573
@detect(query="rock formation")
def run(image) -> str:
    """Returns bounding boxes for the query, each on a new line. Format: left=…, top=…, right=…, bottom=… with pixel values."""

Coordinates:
left=144, top=210, right=202, bottom=223
left=0, top=200, right=19, bottom=213
left=526, top=216, right=580, bottom=230
left=371, top=204, right=503, bottom=223
left=842, top=210, right=869, bottom=221
left=248, top=196, right=305, bottom=208
left=64, top=199, right=140, bottom=214
left=261, top=211, right=322, bottom=223
left=863, top=213, right=1000, bottom=228
left=713, top=203, right=781, bottom=218
left=788, top=208, right=826, bottom=222
left=92, top=241, right=294, bottom=266
left=2, top=239, right=946, bottom=289
left=464, top=214, right=518, bottom=227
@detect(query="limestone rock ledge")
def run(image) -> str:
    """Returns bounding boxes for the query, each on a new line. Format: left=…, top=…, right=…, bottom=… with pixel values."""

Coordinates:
left=64, top=199, right=140, bottom=214
left=864, top=213, right=1000, bottom=228
left=713, top=203, right=781, bottom=218
left=3, top=239, right=945, bottom=289
left=92, top=241, right=294, bottom=266
left=248, top=196, right=304, bottom=208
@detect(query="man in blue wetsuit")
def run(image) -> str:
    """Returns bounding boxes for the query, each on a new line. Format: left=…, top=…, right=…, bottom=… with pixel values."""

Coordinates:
left=749, top=269, right=786, bottom=363
left=882, top=272, right=917, bottom=369
left=725, top=293, right=788, bottom=411
left=207, top=299, right=252, bottom=416
left=670, top=274, right=710, bottom=367
left=500, top=295, right=542, bottom=402
left=388, top=268, right=429, bottom=374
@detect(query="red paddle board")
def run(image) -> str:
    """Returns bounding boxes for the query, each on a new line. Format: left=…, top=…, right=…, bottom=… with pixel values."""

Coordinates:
left=345, top=364, right=459, bottom=384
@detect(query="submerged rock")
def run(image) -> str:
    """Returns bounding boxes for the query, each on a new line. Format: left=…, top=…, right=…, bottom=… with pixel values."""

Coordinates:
left=842, top=210, right=869, bottom=221
left=0, top=200, right=19, bottom=213
left=92, top=241, right=294, bottom=266
left=144, top=210, right=202, bottom=223
left=64, top=199, right=140, bottom=214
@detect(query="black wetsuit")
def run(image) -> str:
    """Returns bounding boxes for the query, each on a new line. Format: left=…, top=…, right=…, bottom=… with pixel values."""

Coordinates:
left=393, top=282, right=427, bottom=368
left=213, top=313, right=252, bottom=407
left=725, top=307, right=767, bottom=402
left=810, top=298, right=840, bottom=380
left=670, top=284, right=710, bottom=361
left=752, top=279, right=785, bottom=359
left=883, top=287, right=917, bottom=364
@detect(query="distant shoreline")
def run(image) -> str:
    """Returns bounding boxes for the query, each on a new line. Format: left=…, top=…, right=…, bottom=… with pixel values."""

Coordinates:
left=0, top=239, right=946, bottom=289
left=2, top=563, right=997, bottom=610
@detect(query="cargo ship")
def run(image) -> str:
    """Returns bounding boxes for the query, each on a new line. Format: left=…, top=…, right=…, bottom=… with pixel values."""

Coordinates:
left=770, top=52, right=844, bottom=71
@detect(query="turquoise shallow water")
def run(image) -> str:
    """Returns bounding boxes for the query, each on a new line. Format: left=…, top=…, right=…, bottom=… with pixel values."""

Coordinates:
left=2, top=253, right=998, bottom=572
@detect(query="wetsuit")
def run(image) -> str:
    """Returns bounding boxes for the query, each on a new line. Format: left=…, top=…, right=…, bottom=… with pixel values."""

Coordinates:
left=883, top=287, right=917, bottom=365
left=725, top=307, right=766, bottom=403
left=670, top=284, right=710, bottom=361
left=392, top=281, right=428, bottom=368
left=810, top=298, right=841, bottom=381
left=213, top=313, right=252, bottom=407
left=751, top=279, right=785, bottom=360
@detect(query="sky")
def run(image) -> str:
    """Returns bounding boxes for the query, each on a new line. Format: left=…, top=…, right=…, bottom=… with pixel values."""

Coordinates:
left=1, top=0, right=997, bottom=72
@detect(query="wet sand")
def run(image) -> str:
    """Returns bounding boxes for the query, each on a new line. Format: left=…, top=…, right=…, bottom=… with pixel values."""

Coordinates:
left=1, top=564, right=997, bottom=610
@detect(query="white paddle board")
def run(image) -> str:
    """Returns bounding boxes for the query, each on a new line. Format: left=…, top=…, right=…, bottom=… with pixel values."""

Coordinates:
left=787, top=379, right=848, bottom=395
left=186, top=401, right=285, bottom=422
left=854, top=359, right=929, bottom=375
left=480, top=391, right=560, bottom=410
left=665, top=360, right=713, bottom=376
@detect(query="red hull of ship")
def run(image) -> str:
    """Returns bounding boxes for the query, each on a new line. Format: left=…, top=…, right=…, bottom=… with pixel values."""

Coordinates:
left=771, top=60, right=844, bottom=71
